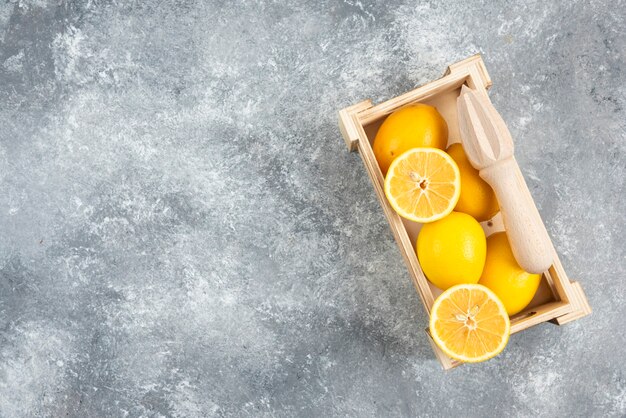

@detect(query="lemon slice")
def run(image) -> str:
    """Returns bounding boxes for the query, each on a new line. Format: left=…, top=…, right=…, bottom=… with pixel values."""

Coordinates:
left=384, top=148, right=460, bottom=223
left=430, top=284, right=510, bottom=363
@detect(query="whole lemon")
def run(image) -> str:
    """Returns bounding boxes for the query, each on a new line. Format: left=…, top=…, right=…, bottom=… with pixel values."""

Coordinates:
left=447, top=143, right=499, bottom=222
left=373, top=104, right=448, bottom=175
left=479, top=232, right=541, bottom=316
left=417, top=212, right=486, bottom=290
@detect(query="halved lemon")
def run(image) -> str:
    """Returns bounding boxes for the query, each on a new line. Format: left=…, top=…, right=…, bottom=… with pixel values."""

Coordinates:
left=384, top=148, right=460, bottom=223
left=429, top=284, right=510, bottom=363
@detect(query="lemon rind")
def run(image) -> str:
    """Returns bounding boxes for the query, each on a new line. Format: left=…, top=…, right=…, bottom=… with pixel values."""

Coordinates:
left=383, top=148, right=461, bottom=224
left=429, top=284, right=511, bottom=363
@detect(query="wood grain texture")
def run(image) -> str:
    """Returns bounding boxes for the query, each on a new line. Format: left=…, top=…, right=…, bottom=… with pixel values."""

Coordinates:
left=338, top=100, right=373, bottom=151
left=479, top=158, right=554, bottom=273
left=458, top=86, right=553, bottom=273
left=553, top=282, right=593, bottom=325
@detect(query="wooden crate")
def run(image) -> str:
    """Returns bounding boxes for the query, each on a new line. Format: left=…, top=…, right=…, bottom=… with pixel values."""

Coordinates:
left=338, top=54, right=591, bottom=370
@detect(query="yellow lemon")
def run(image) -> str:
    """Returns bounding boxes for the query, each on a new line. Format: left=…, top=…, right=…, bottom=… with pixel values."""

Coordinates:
left=478, top=232, right=541, bottom=316
left=417, top=212, right=486, bottom=290
left=430, top=284, right=510, bottom=363
left=384, top=148, right=460, bottom=223
left=373, top=104, right=448, bottom=175
left=446, top=143, right=499, bottom=222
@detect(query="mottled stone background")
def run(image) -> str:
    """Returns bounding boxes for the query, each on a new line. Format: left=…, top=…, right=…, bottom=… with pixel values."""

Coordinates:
left=0, top=0, right=624, bottom=416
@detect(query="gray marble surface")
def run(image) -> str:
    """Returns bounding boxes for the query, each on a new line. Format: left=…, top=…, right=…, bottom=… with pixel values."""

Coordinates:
left=0, top=1, right=624, bottom=416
